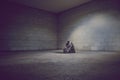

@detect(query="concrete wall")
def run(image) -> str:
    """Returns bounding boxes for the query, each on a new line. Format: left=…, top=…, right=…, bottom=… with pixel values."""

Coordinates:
left=0, top=1, right=57, bottom=51
left=59, top=0, right=120, bottom=51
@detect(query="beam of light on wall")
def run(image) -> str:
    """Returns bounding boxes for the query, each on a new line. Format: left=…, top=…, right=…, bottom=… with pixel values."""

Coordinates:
left=68, top=13, right=120, bottom=51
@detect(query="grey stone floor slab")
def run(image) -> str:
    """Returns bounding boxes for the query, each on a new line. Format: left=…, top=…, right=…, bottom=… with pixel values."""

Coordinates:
left=0, top=50, right=120, bottom=80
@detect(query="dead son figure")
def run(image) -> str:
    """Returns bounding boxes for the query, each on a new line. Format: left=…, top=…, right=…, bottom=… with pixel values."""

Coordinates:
left=63, top=41, right=75, bottom=53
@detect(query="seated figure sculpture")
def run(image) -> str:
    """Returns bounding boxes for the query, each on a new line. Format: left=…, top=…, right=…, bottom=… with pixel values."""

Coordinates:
left=63, top=41, right=75, bottom=53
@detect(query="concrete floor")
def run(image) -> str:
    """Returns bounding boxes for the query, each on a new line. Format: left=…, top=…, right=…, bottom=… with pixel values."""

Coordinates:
left=0, top=50, right=120, bottom=80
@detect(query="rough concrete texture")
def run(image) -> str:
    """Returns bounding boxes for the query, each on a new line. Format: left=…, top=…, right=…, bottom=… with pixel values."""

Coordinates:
left=0, top=1, right=57, bottom=51
left=0, top=50, right=120, bottom=80
left=59, top=0, right=120, bottom=51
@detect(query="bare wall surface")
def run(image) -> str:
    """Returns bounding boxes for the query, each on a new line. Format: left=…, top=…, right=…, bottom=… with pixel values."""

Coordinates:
left=59, top=0, right=120, bottom=51
left=0, top=1, right=57, bottom=51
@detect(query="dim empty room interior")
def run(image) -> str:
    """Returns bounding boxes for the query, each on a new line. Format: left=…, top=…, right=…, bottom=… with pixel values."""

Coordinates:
left=0, top=0, right=120, bottom=80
